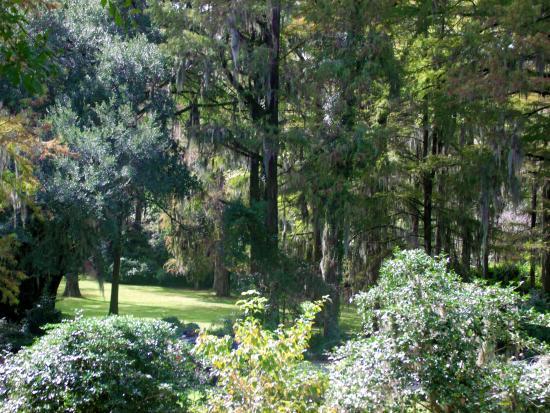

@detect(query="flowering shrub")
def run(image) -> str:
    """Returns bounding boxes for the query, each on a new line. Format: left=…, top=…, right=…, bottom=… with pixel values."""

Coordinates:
left=0, top=316, right=200, bottom=412
left=327, top=249, right=549, bottom=412
left=193, top=291, right=328, bottom=412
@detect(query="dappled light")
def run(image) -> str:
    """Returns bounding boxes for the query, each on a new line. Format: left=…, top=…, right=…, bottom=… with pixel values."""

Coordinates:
left=0, top=0, right=548, bottom=412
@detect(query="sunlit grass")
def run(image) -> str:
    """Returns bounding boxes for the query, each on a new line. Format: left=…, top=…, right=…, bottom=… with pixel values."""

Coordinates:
left=56, top=279, right=238, bottom=328
left=56, top=278, right=362, bottom=335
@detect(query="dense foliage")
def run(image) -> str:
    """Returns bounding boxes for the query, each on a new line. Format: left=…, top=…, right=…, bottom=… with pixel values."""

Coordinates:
left=0, top=316, right=200, bottom=412
left=327, top=250, right=550, bottom=412
left=0, top=1, right=548, bottom=411
left=194, top=291, right=328, bottom=412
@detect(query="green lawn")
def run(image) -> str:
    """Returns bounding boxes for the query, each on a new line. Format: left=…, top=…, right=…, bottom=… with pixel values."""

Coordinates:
left=56, top=278, right=362, bottom=334
left=56, top=279, right=238, bottom=327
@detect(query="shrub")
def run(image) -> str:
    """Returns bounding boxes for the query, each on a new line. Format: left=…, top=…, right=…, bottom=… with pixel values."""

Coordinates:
left=0, top=316, right=201, bottom=412
left=0, top=319, right=33, bottom=354
left=327, top=249, right=550, bottom=413
left=22, top=295, right=61, bottom=335
left=193, top=291, right=328, bottom=412
left=161, top=316, right=200, bottom=337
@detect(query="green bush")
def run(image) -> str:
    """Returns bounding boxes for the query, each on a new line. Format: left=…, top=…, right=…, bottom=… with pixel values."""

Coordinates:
left=0, top=316, right=201, bottom=412
left=327, top=249, right=550, bottom=413
left=0, top=319, right=33, bottom=354
left=22, top=295, right=61, bottom=335
left=193, top=291, right=328, bottom=412
left=470, top=262, right=534, bottom=292
left=161, top=316, right=200, bottom=337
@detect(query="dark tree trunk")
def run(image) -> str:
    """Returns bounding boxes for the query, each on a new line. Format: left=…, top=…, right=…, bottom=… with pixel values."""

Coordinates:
left=411, top=207, right=419, bottom=248
left=249, top=155, right=261, bottom=275
left=313, top=207, right=323, bottom=264
left=63, top=273, right=81, bottom=297
left=213, top=239, right=230, bottom=297
left=461, top=224, right=471, bottom=278
left=542, top=181, right=550, bottom=294
left=134, top=198, right=143, bottom=229
left=109, top=223, right=123, bottom=315
left=422, top=117, right=435, bottom=256
left=481, top=193, right=490, bottom=279
left=482, top=229, right=490, bottom=279
left=46, top=273, right=64, bottom=298
left=263, top=1, right=280, bottom=252
left=529, top=181, right=538, bottom=288
left=213, top=190, right=230, bottom=297
left=435, top=219, right=442, bottom=255
left=320, top=215, right=341, bottom=339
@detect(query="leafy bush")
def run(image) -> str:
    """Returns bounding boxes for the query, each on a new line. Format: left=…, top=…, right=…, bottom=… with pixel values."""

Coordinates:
left=161, top=316, right=200, bottom=337
left=0, top=319, right=33, bottom=354
left=470, top=262, right=534, bottom=292
left=327, top=249, right=550, bottom=413
left=0, top=316, right=201, bottom=412
left=193, top=291, right=328, bottom=412
left=22, top=295, right=61, bottom=335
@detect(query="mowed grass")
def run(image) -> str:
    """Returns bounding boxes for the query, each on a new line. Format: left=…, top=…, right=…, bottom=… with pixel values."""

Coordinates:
left=56, top=279, right=238, bottom=328
left=56, top=278, right=362, bottom=334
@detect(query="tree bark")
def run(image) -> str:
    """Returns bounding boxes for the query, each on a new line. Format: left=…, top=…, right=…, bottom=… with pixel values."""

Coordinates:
left=263, top=0, right=280, bottom=252
left=422, top=112, right=437, bottom=256
left=46, top=273, right=64, bottom=298
left=529, top=181, right=538, bottom=288
left=320, top=215, right=341, bottom=339
left=411, top=207, right=419, bottom=248
left=213, top=193, right=230, bottom=297
left=109, top=222, right=123, bottom=315
left=249, top=155, right=261, bottom=275
left=542, top=180, right=549, bottom=294
left=461, top=224, right=471, bottom=278
left=435, top=219, right=442, bottom=255
left=63, top=273, right=81, bottom=297
left=213, top=239, right=230, bottom=297
left=481, top=191, right=490, bottom=278
left=134, top=197, right=143, bottom=229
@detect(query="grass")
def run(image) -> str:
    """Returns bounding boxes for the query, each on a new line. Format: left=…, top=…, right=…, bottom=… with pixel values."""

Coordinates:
left=56, top=278, right=362, bottom=337
left=56, top=279, right=238, bottom=328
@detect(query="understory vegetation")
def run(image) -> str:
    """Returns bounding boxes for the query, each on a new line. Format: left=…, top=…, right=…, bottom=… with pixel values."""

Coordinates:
left=0, top=0, right=548, bottom=411
left=1, top=251, right=549, bottom=412
left=0, top=316, right=202, bottom=412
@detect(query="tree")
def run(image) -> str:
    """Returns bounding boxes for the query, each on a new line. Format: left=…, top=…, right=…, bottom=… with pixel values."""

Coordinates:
left=44, top=102, right=194, bottom=314
left=31, top=0, right=195, bottom=314
left=0, top=0, right=51, bottom=94
left=149, top=0, right=283, bottom=294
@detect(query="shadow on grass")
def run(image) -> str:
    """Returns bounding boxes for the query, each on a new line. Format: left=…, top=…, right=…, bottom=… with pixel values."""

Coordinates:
left=56, top=280, right=239, bottom=326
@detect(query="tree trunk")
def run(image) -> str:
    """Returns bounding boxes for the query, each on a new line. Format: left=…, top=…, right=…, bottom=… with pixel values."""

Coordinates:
left=249, top=155, right=261, bottom=275
left=422, top=170, right=433, bottom=255
left=461, top=224, right=471, bottom=278
left=435, top=220, right=442, bottom=255
left=320, top=215, right=341, bottom=339
left=213, top=196, right=230, bottom=297
left=134, top=197, right=143, bottom=229
left=542, top=180, right=549, bottom=294
left=481, top=191, right=490, bottom=279
left=46, top=273, right=64, bottom=298
left=422, top=113, right=435, bottom=256
left=263, top=0, right=280, bottom=253
left=529, top=181, right=538, bottom=288
left=482, top=229, right=490, bottom=279
left=411, top=206, right=419, bottom=248
left=213, top=239, right=230, bottom=297
left=109, top=223, right=123, bottom=315
left=63, top=273, right=81, bottom=297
